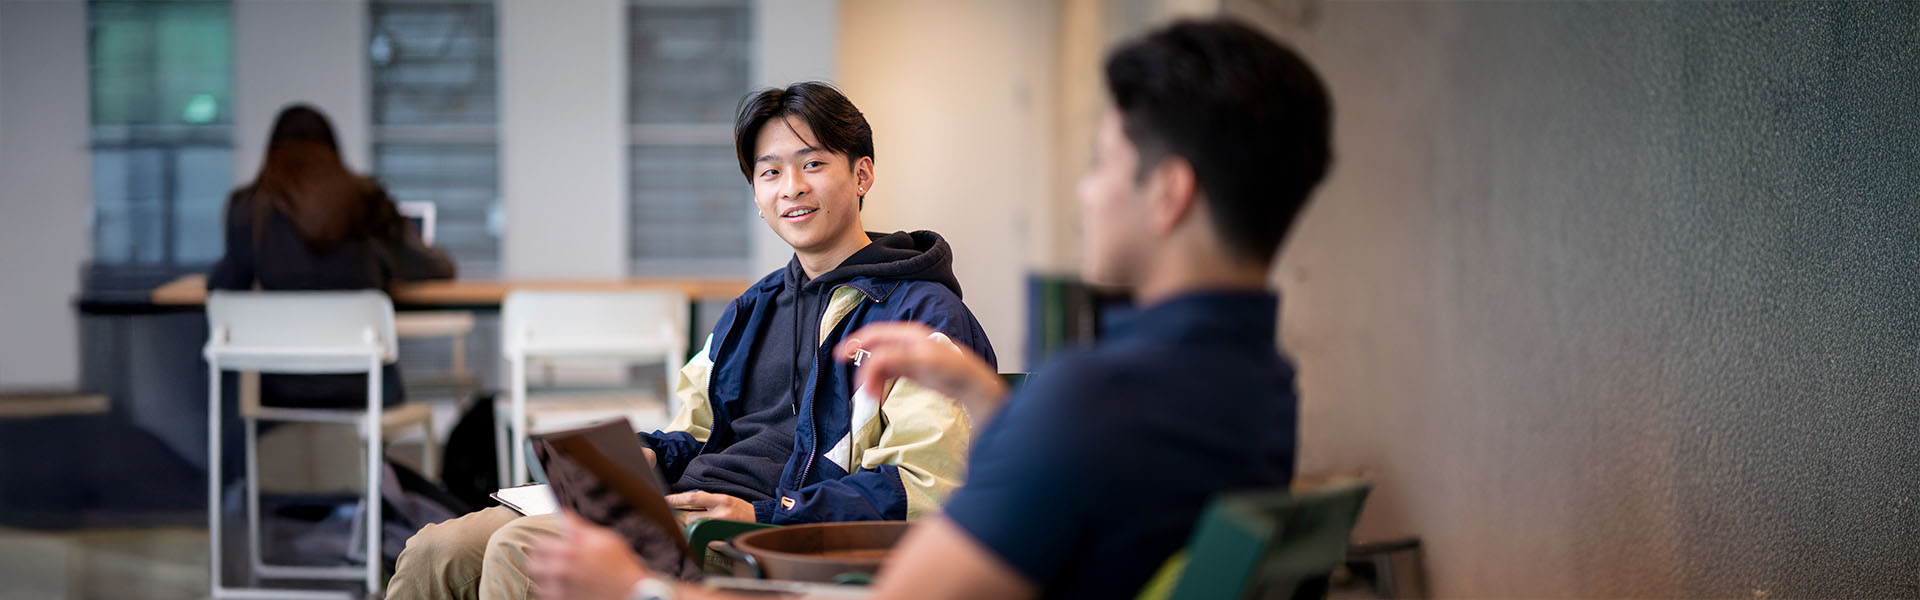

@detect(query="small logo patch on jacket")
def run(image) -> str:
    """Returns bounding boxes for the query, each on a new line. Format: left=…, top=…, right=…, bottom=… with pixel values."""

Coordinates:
left=781, top=496, right=796, bottom=510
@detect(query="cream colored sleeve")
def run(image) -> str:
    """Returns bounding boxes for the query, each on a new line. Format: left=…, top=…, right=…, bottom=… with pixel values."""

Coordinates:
left=662, top=334, right=716, bottom=443
left=852, top=377, right=973, bottom=521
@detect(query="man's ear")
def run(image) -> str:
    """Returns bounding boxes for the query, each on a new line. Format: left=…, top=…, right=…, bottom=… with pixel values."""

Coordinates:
left=853, top=155, right=876, bottom=200
left=1146, top=156, right=1198, bottom=236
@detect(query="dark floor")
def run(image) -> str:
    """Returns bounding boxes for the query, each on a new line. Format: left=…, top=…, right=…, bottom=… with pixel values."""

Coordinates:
left=0, top=412, right=205, bottom=531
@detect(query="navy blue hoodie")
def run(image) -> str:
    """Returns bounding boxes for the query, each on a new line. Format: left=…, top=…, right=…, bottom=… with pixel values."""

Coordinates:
left=644, top=230, right=995, bottom=523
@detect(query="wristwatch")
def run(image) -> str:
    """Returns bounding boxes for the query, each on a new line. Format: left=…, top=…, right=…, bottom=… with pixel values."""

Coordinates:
left=629, top=574, right=677, bottom=600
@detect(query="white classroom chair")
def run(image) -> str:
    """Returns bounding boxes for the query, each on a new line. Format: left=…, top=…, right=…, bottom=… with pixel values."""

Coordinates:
left=499, top=290, right=688, bottom=485
left=204, top=290, right=428, bottom=599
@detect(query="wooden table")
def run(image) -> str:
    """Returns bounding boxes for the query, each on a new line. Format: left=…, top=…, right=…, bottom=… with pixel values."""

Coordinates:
left=150, top=274, right=752, bottom=308
left=144, top=274, right=752, bottom=362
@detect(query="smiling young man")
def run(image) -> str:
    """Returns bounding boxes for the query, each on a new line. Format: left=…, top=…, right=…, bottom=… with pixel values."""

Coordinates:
left=387, top=82, right=995, bottom=600
left=526, top=19, right=1331, bottom=600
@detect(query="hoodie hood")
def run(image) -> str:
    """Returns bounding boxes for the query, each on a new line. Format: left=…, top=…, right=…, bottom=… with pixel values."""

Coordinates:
left=784, top=230, right=964, bottom=298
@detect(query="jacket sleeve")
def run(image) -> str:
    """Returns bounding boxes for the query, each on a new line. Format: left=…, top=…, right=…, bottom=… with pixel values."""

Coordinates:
left=750, top=375, right=972, bottom=525
left=640, top=334, right=715, bottom=482
left=750, top=292, right=991, bottom=525
left=367, top=185, right=457, bottom=283
left=206, top=191, right=256, bottom=291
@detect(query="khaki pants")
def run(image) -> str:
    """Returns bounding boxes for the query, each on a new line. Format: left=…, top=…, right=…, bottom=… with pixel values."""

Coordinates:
left=386, top=506, right=560, bottom=600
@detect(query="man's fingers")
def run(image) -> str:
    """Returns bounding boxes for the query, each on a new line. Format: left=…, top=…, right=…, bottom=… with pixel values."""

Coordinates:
left=557, top=510, right=589, bottom=537
left=528, top=545, right=567, bottom=580
left=854, top=352, right=906, bottom=393
left=665, top=491, right=710, bottom=508
left=839, top=322, right=980, bottom=391
left=835, top=322, right=938, bottom=362
left=525, top=526, right=575, bottom=598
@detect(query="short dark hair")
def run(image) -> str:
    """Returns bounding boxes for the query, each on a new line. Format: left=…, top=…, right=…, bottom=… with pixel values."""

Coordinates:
left=1105, top=19, right=1331, bottom=263
left=733, top=82, right=876, bottom=205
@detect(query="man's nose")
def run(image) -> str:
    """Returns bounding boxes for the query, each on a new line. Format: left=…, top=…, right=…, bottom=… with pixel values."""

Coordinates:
left=781, top=171, right=809, bottom=198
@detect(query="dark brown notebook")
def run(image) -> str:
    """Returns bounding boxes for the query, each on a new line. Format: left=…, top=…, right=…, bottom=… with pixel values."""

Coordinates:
left=529, top=417, right=701, bottom=579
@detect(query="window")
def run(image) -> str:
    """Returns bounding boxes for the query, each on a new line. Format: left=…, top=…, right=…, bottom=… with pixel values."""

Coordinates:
left=369, top=0, right=501, bottom=277
left=627, top=0, right=753, bottom=276
left=86, top=0, right=234, bottom=292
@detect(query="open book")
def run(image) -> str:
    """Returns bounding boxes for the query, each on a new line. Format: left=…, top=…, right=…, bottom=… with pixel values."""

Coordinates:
left=522, top=417, right=700, bottom=579
left=490, top=483, right=558, bottom=516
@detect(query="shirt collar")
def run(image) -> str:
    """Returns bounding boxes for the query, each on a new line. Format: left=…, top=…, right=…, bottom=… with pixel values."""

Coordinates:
left=1108, top=290, right=1280, bottom=346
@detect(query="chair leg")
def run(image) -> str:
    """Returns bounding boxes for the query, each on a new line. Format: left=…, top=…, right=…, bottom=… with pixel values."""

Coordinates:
left=365, top=363, right=385, bottom=595
left=420, top=419, right=439, bottom=483
left=245, top=417, right=265, bottom=575
left=510, top=358, right=529, bottom=485
left=208, top=364, right=225, bottom=594
left=452, top=335, right=469, bottom=379
left=493, top=402, right=510, bottom=489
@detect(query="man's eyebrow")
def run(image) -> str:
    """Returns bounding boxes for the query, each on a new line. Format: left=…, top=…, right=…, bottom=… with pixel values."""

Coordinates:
left=755, top=146, right=821, bottom=164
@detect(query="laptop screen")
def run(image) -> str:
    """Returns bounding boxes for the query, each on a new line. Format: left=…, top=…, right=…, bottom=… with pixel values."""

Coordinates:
left=397, top=201, right=436, bottom=245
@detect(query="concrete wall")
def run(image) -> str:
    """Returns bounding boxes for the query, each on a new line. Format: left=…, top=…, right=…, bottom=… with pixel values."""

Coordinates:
left=839, top=0, right=1061, bottom=370
left=498, top=0, right=627, bottom=279
left=747, top=0, right=838, bottom=277
left=233, top=0, right=369, bottom=178
left=1241, top=2, right=1920, bottom=596
left=0, top=1, right=89, bottom=391
left=1041, top=0, right=1224, bottom=275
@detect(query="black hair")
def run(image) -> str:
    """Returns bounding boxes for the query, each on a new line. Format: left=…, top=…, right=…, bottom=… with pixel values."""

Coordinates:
left=268, top=103, right=340, bottom=151
left=1105, top=19, right=1331, bottom=263
left=252, top=103, right=376, bottom=249
left=733, top=82, right=875, bottom=207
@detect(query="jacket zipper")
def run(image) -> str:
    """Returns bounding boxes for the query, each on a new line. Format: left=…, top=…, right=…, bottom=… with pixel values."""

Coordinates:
left=791, top=284, right=804, bottom=416
left=796, top=284, right=862, bottom=487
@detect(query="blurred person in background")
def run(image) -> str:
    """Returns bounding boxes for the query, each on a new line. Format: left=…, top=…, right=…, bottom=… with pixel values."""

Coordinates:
left=207, top=103, right=456, bottom=410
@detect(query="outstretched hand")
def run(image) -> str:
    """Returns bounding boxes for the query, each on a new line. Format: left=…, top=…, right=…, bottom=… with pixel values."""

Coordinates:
left=527, top=511, right=651, bottom=600
left=835, top=322, right=1009, bottom=423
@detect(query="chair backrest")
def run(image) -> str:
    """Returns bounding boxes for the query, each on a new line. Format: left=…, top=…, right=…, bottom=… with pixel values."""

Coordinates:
left=204, top=290, right=398, bottom=374
left=500, top=290, right=689, bottom=360
left=1154, top=481, right=1373, bottom=600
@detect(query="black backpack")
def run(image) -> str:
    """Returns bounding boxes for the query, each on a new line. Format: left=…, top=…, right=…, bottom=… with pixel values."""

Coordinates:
left=438, top=393, right=503, bottom=510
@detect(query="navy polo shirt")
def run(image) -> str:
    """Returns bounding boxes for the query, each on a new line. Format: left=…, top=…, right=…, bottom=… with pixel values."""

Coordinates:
left=942, top=292, right=1298, bottom=599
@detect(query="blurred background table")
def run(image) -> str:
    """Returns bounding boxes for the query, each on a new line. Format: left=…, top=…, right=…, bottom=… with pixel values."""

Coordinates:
left=147, top=273, right=749, bottom=310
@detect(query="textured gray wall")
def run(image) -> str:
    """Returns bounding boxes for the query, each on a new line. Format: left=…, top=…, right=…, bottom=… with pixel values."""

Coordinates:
left=1241, top=2, right=1920, bottom=596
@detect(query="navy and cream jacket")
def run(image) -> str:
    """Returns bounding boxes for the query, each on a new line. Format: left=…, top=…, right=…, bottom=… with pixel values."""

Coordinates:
left=641, top=231, right=996, bottom=524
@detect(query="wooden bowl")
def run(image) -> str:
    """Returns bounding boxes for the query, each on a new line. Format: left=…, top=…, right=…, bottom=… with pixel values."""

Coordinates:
left=729, top=521, right=911, bottom=582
